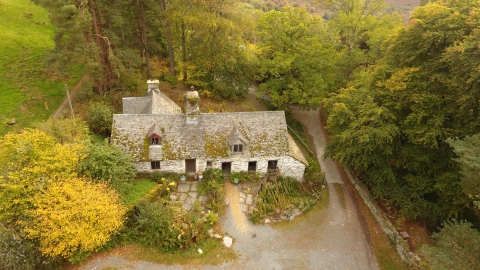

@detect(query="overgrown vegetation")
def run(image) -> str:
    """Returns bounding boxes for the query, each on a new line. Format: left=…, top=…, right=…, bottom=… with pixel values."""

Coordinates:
left=322, top=0, right=480, bottom=227
left=229, top=171, right=262, bottom=184
left=198, top=168, right=226, bottom=215
left=105, top=169, right=225, bottom=258
left=251, top=176, right=319, bottom=223
left=128, top=201, right=205, bottom=252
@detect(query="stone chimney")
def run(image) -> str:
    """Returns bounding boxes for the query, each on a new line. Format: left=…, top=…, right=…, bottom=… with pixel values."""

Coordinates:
left=147, top=79, right=160, bottom=93
left=186, top=86, right=199, bottom=123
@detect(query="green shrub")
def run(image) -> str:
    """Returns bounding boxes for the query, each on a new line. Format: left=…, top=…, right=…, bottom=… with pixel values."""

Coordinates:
left=77, top=140, right=136, bottom=195
left=87, top=102, right=113, bottom=137
left=130, top=201, right=184, bottom=251
left=129, top=201, right=211, bottom=252
left=229, top=171, right=262, bottom=184
left=304, top=157, right=324, bottom=182
left=205, top=211, right=219, bottom=225
left=150, top=171, right=167, bottom=183
left=161, top=73, right=177, bottom=84
left=250, top=177, right=313, bottom=224
left=199, top=169, right=225, bottom=215
left=0, top=227, right=39, bottom=270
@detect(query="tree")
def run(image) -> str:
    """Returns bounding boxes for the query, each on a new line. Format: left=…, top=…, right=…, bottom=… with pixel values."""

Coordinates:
left=78, top=140, right=136, bottom=195
left=323, top=86, right=399, bottom=197
left=319, top=0, right=402, bottom=83
left=256, top=7, right=338, bottom=109
left=160, top=0, right=176, bottom=76
left=24, top=178, right=125, bottom=263
left=167, top=0, right=258, bottom=98
left=87, top=102, right=113, bottom=137
left=0, top=129, right=127, bottom=265
left=0, top=130, right=83, bottom=226
left=322, top=0, right=480, bottom=223
left=447, top=134, right=480, bottom=213
left=423, top=219, right=480, bottom=270
left=36, top=118, right=89, bottom=144
left=38, top=0, right=161, bottom=93
left=37, top=0, right=116, bottom=94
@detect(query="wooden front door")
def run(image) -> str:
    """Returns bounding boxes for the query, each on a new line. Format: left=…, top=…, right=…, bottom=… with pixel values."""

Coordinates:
left=222, top=162, right=231, bottom=175
left=185, top=159, right=196, bottom=174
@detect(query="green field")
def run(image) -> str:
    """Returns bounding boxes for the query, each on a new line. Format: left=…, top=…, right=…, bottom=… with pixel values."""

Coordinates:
left=0, top=0, right=79, bottom=135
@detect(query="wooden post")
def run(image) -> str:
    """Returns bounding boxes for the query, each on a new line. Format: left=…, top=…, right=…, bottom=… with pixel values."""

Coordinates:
left=65, top=84, right=74, bottom=119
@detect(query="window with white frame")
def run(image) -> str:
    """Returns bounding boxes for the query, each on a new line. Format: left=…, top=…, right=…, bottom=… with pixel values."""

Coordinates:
left=233, top=144, right=243, bottom=152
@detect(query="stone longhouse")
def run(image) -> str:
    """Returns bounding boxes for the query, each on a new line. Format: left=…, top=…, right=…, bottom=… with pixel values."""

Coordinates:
left=111, top=80, right=308, bottom=181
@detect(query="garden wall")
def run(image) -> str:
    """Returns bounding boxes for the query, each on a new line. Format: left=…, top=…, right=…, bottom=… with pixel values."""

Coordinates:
left=341, top=165, right=421, bottom=266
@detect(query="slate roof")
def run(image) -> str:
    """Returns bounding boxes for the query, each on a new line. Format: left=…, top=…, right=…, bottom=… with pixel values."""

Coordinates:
left=122, top=89, right=181, bottom=115
left=112, top=111, right=310, bottom=163
left=112, top=82, right=307, bottom=166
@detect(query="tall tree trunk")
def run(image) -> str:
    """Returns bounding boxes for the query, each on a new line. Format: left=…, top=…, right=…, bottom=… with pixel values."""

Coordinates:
left=182, top=20, right=187, bottom=81
left=88, top=0, right=114, bottom=95
left=161, top=0, right=176, bottom=76
left=138, top=0, right=152, bottom=78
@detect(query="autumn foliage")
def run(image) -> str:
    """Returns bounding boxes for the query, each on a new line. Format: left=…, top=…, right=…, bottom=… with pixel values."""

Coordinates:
left=0, top=129, right=126, bottom=266
left=25, top=178, right=125, bottom=262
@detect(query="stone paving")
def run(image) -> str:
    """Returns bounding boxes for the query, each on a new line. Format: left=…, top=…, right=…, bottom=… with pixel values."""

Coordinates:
left=169, top=180, right=260, bottom=214
left=169, top=180, right=303, bottom=223
left=169, top=181, right=207, bottom=211
left=236, top=182, right=260, bottom=214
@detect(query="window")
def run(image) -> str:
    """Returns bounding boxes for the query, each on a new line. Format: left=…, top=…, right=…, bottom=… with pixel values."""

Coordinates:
left=151, top=161, right=160, bottom=170
left=233, top=144, right=243, bottom=152
left=206, top=160, right=212, bottom=168
left=151, top=137, right=159, bottom=145
left=268, top=160, right=277, bottom=172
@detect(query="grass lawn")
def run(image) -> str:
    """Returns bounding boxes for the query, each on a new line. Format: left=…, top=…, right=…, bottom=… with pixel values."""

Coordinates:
left=122, top=179, right=157, bottom=206
left=121, top=238, right=237, bottom=266
left=0, top=0, right=81, bottom=135
left=69, top=238, right=237, bottom=270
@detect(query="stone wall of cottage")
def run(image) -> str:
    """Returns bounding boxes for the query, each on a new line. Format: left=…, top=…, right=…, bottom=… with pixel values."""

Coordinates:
left=278, top=155, right=306, bottom=180
left=134, top=154, right=305, bottom=180
left=148, top=145, right=162, bottom=160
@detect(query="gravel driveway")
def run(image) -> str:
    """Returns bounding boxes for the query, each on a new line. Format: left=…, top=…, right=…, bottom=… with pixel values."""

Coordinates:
left=80, top=108, right=378, bottom=270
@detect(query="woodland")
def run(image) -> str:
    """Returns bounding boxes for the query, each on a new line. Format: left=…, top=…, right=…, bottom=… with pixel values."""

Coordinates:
left=1, top=0, right=480, bottom=269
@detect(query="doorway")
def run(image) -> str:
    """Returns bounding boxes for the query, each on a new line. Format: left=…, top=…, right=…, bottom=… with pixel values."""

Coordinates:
left=185, top=159, right=196, bottom=174
left=268, top=160, right=277, bottom=172
left=248, top=161, right=257, bottom=173
left=222, top=162, right=231, bottom=175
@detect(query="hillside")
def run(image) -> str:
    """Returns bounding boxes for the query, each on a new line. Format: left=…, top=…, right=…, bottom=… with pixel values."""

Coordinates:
left=0, top=0, right=79, bottom=135
left=250, top=0, right=420, bottom=20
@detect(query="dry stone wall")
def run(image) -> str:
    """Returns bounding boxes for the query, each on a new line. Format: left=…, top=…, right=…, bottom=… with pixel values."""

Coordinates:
left=342, top=165, right=421, bottom=266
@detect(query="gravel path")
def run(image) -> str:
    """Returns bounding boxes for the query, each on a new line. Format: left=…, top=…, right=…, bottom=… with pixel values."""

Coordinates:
left=80, top=103, right=379, bottom=270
